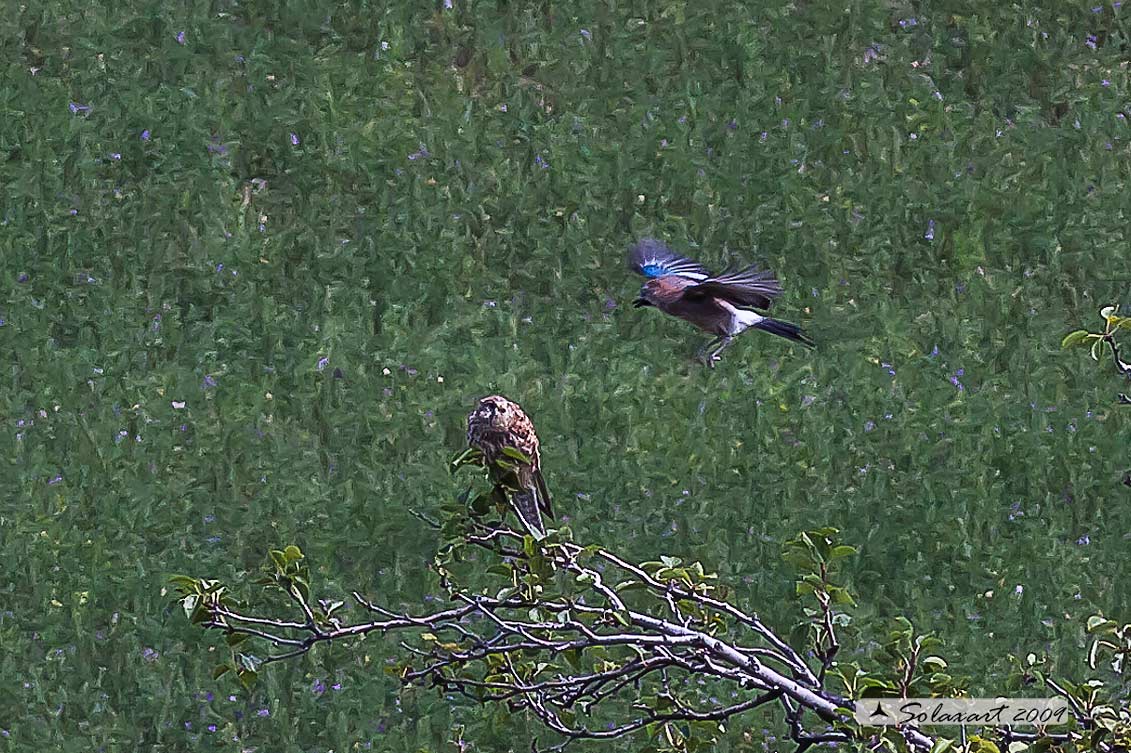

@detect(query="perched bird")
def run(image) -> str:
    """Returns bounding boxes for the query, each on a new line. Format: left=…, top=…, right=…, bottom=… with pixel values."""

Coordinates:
left=628, top=238, right=814, bottom=366
left=465, top=395, right=553, bottom=539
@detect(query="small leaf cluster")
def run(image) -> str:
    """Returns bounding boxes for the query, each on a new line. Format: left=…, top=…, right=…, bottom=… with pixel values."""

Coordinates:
left=1062, top=306, right=1131, bottom=362
left=259, top=545, right=310, bottom=600
left=168, top=574, right=258, bottom=687
left=1086, top=614, right=1131, bottom=675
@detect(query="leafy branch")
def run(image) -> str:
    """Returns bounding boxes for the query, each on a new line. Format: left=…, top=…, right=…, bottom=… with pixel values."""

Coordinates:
left=171, top=418, right=1129, bottom=752
left=170, top=505, right=1124, bottom=753
left=1063, top=305, right=1131, bottom=404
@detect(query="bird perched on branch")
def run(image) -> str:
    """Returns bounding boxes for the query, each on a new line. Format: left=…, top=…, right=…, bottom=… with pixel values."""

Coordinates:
left=628, top=238, right=814, bottom=366
left=461, top=395, right=553, bottom=540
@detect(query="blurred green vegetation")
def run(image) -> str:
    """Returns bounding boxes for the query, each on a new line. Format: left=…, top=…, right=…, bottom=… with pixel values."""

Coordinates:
left=1, top=1, right=1129, bottom=751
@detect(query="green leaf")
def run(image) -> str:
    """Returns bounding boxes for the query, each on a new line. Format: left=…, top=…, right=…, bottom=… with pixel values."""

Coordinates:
left=1087, top=615, right=1117, bottom=634
left=1061, top=330, right=1092, bottom=348
left=858, top=683, right=896, bottom=698
left=449, top=446, right=480, bottom=473
left=212, top=664, right=231, bottom=679
left=168, top=574, right=200, bottom=592
left=501, top=446, right=531, bottom=464
left=561, top=648, right=582, bottom=670
left=929, top=740, right=955, bottom=753
left=1058, top=330, right=1094, bottom=348
left=283, top=545, right=303, bottom=562
left=922, top=655, right=948, bottom=672
left=966, top=736, right=1001, bottom=753
left=1091, top=337, right=1106, bottom=362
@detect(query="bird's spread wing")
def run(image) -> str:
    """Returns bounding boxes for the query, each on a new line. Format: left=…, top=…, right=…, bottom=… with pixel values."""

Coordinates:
left=627, top=238, right=709, bottom=281
left=684, top=264, right=783, bottom=309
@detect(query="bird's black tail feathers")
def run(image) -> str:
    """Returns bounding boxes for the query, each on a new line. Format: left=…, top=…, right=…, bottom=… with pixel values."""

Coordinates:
left=754, top=318, right=816, bottom=348
left=511, top=489, right=548, bottom=540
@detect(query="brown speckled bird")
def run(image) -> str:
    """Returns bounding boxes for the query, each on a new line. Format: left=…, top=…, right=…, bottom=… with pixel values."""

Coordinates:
left=466, top=395, right=553, bottom=539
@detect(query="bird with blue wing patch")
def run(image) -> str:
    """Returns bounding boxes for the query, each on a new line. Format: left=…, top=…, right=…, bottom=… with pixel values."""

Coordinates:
left=628, top=238, right=710, bottom=281
left=628, top=238, right=814, bottom=367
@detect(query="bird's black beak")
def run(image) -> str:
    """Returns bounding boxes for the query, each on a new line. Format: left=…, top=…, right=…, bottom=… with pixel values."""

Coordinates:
left=632, top=297, right=651, bottom=308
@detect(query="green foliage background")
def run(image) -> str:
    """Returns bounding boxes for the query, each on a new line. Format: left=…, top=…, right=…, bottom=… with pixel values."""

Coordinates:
left=2, top=1, right=1129, bottom=750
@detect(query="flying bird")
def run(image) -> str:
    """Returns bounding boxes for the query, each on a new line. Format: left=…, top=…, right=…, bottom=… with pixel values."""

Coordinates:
left=628, top=238, right=814, bottom=366
left=464, top=395, right=553, bottom=539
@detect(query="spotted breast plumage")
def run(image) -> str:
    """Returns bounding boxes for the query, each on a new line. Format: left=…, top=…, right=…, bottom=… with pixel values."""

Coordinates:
left=628, top=238, right=814, bottom=367
left=466, top=395, right=553, bottom=539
